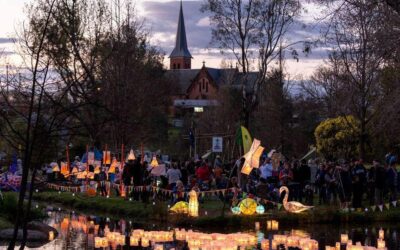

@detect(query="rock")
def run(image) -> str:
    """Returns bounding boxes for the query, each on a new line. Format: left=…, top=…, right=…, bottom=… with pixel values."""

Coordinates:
left=28, top=221, right=58, bottom=237
left=0, top=229, right=48, bottom=241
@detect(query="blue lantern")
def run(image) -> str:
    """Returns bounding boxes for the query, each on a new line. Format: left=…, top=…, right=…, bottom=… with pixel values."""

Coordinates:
left=231, top=206, right=241, bottom=215
left=256, top=205, right=265, bottom=214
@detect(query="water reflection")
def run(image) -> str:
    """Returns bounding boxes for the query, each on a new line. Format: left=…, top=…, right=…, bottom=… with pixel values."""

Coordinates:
left=7, top=207, right=400, bottom=250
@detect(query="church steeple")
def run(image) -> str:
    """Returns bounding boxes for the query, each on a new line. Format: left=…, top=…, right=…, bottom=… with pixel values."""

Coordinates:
left=170, top=0, right=192, bottom=70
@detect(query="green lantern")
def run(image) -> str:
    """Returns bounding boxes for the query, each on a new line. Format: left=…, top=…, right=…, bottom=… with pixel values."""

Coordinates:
left=256, top=205, right=265, bottom=214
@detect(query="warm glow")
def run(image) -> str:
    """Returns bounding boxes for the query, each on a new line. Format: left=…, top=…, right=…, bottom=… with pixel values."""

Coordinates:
left=188, top=190, right=199, bottom=217
left=127, top=149, right=136, bottom=161
left=150, top=155, right=159, bottom=167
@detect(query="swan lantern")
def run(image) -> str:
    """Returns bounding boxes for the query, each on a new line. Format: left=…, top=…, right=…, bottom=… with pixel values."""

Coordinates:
left=279, top=186, right=313, bottom=213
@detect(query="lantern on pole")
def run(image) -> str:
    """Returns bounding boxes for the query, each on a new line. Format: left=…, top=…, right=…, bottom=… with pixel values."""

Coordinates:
left=127, top=149, right=136, bottom=161
left=150, top=155, right=159, bottom=167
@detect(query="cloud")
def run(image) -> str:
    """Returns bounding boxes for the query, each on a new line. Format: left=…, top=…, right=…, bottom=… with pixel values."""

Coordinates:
left=0, top=37, right=14, bottom=44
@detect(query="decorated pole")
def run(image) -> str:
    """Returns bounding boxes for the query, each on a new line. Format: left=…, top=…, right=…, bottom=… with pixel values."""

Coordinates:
left=66, top=144, right=70, bottom=169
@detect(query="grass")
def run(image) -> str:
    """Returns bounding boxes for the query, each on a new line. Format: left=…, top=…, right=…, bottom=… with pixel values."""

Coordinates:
left=0, top=217, right=12, bottom=230
left=0, top=192, right=45, bottom=230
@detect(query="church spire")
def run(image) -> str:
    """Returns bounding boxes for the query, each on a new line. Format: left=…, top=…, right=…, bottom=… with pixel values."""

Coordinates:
left=170, top=0, right=192, bottom=69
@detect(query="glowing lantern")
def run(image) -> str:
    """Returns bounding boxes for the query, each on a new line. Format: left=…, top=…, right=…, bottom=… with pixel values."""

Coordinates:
left=255, top=222, right=260, bottom=230
left=103, top=151, right=111, bottom=164
left=71, top=167, right=78, bottom=174
left=261, top=239, right=269, bottom=250
left=61, top=162, right=69, bottom=177
left=109, top=159, right=118, bottom=173
left=340, top=234, right=348, bottom=244
left=130, top=236, right=139, bottom=246
left=127, top=149, right=136, bottom=161
left=94, top=166, right=100, bottom=174
left=377, top=239, right=385, bottom=249
left=170, top=201, right=189, bottom=214
left=379, top=228, right=384, bottom=239
left=256, top=205, right=265, bottom=214
left=241, top=139, right=264, bottom=175
left=141, top=238, right=149, bottom=247
left=188, top=190, right=199, bottom=217
left=51, top=162, right=60, bottom=172
left=231, top=206, right=240, bottom=214
left=238, top=198, right=257, bottom=215
left=150, top=155, right=159, bottom=167
left=48, top=231, right=55, bottom=241
left=94, top=237, right=101, bottom=248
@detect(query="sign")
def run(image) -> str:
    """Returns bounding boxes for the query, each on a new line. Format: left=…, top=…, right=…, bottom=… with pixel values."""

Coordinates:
left=212, top=137, right=223, bottom=152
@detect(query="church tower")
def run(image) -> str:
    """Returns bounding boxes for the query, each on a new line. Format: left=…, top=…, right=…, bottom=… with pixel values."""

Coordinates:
left=170, top=1, right=192, bottom=70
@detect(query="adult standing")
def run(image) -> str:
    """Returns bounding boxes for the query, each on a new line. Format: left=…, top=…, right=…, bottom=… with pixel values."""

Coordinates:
left=351, top=159, right=367, bottom=208
left=166, top=163, right=182, bottom=190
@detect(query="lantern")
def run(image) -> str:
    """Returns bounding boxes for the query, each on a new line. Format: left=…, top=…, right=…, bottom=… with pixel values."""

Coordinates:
left=48, top=231, right=55, bottom=241
left=170, top=201, right=189, bottom=214
left=379, top=228, right=384, bottom=239
left=256, top=205, right=265, bottom=214
left=94, top=166, right=100, bottom=174
left=103, top=151, right=111, bottom=164
left=61, top=162, right=69, bottom=177
left=150, top=155, right=159, bottom=167
left=127, top=149, right=136, bottom=161
left=241, top=139, right=264, bottom=175
left=231, top=206, right=240, bottom=214
left=51, top=162, right=60, bottom=172
left=377, top=239, right=385, bottom=249
left=94, top=237, right=101, bottom=248
left=238, top=198, right=257, bottom=215
left=188, top=190, right=199, bottom=217
left=71, top=167, right=78, bottom=174
left=340, top=234, right=348, bottom=244
left=255, top=222, right=260, bottom=230
left=261, top=239, right=269, bottom=250
left=271, top=220, right=279, bottom=230
left=141, top=238, right=149, bottom=247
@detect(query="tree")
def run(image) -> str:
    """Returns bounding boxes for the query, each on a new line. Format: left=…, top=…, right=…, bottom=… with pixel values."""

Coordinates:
left=201, top=0, right=302, bottom=128
left=312, top=1, right=387, bottom=158
left=315, top=116, right=360, bottom=160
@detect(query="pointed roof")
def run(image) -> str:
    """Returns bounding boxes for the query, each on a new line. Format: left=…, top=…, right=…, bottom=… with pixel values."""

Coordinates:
left=169, top=1, right=192, bottom=58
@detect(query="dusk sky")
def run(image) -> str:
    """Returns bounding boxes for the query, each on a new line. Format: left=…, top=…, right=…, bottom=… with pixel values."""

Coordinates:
left=0, top=0, right=329, bottom=79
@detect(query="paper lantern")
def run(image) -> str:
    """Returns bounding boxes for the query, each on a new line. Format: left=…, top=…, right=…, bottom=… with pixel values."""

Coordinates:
left=61, top=162, right=69, bottom=177
left=170, top=201, right=189, bottom=214
left=127, top=149, right=136, bottom=161
left=109, top=159, right=118, bottom=173
left=188, top=190, right=199, bottom=217
left=255, top=222, right=260, bottom=230
left=379, top=228, right=384, bottom=239
left=231, top=206, right=240, bottom=214
left=48, top=231, right=55, bottom=241
left=94, top=166, right=100, bottom=174
left=340, top=234, right=348, bottom=244
left=239, top=198, right=257, bottom=215
left=256, top=205, right=265, bottom=214
left=241, top=139, right=264, bottom=175
left=103, top=151, right=111, bottom=164
left=51, top=162, right=60, bottom=172
left=71, top=167, right=78, bottom=174
left=261, top=239, right=269, bottom=250
left=377, top=239, right=385, bottom=249
left=150, top=155, right=159, bottom=167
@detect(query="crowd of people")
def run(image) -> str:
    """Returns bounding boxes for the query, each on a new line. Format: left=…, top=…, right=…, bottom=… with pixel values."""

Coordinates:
left=41, top=151, right=399, bottom=209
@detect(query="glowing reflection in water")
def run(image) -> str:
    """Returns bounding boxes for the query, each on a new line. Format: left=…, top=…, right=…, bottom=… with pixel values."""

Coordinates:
left=13, top=208, right=400, bottom=250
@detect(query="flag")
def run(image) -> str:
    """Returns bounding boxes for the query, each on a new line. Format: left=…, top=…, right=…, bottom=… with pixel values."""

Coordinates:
left=9, top=153, right=18, bottom=174
left=236, top=126, right=252, bottom=154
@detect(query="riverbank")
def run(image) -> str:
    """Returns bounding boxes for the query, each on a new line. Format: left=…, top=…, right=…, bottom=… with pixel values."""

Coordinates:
left=0, top=192, right=45, bottom=230
left=32, top=191, right=400, bottom=229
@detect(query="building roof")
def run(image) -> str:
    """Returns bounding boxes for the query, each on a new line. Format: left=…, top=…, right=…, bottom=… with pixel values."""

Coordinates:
left=169, top=1, right=192, bottom=58
left=166, top=67, right=259, bottom=95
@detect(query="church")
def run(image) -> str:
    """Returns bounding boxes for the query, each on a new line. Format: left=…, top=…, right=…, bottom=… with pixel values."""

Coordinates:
left=166, top=1, right=257, bottom=114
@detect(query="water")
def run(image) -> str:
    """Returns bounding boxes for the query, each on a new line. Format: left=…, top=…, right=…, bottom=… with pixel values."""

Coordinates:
left=2, top=207, right=400, bottom=249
